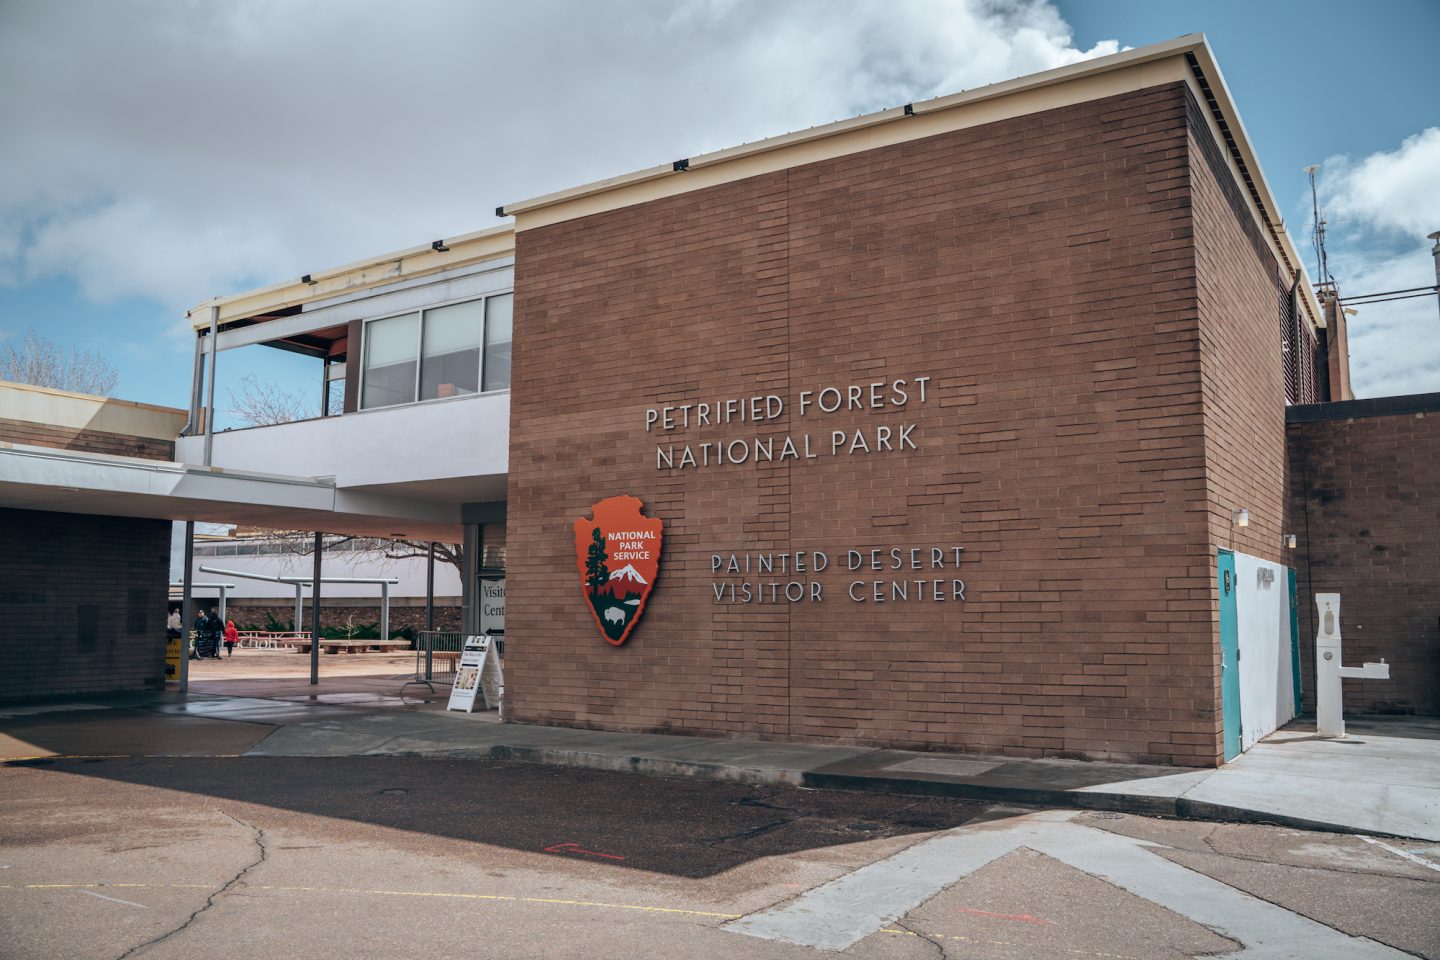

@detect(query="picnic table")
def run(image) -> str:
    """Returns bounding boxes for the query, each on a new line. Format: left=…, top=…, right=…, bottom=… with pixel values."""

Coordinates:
left=291, top=639, right=411, bottom=655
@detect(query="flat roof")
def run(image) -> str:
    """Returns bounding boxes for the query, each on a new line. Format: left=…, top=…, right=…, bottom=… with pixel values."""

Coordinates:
left=188, top=223, right=514, bottom=330
left=497, top=34, right=1320, bottom=327
left=191, top=34, right=1321, bottom=331
left=0, top=380, right=186, bottom=441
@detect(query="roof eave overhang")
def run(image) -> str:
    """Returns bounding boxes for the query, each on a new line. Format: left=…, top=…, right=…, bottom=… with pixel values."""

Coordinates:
left=498, top=33, right=1321, bottom=328
left=188, top=223, right=515, bottom=330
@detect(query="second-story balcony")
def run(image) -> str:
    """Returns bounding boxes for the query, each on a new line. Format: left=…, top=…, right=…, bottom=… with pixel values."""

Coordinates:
left=178, top=225, right=517, bottom=508
left=176, top=388, right=508, bottom=500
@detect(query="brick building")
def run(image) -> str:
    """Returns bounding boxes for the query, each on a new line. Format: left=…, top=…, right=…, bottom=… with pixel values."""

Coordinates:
left=1, top=35, right=1432, bottom=768
left=1288, top=395, right=1440, bottom=717
left=0, top=382, right=185, bottom=698
left=495, top=35, right=1343, bottom=767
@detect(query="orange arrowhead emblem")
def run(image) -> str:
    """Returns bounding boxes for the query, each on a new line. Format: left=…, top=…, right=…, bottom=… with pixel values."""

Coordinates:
left=573, top=495, right=662, bottom=646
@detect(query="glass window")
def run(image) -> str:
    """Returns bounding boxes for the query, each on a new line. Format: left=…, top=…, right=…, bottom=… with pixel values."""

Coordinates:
left=359, top=292, right=511, bottom=410
left=483, top=293, right=513, bottom=392
left=362, top=313, right=419, bottom=409
left=420, top=300, right=482, bottom=400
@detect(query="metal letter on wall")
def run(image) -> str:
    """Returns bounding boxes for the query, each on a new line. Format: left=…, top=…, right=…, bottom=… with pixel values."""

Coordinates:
left=573, top=495, right=662, bottom=646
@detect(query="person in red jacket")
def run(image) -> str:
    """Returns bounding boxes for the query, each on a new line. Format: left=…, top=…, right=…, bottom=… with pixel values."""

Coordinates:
left=223, top=620, right=239, bottom=658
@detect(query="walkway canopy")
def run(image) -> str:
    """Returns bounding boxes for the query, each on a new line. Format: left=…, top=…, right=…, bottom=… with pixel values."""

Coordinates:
left=0, top=441, right=461, bottom=542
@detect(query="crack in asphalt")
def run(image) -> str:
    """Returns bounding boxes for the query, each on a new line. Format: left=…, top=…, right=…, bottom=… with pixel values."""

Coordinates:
left=704, top=815, right=801, bottom=847
left=894, top=917, right=948, bottom=959
left=1093, top=820, right=1439, bottom=885
left=1165, top=841, right=1440, bottom=885
left=114, top=812, right=267, bottom=960
left=707, top=788, right=805, bottom=847
left=1146, top=847, right=1431, bottom=958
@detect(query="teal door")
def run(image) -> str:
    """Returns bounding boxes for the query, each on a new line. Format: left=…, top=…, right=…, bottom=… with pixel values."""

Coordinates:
left=1218, top=550, right=1241, bottom=760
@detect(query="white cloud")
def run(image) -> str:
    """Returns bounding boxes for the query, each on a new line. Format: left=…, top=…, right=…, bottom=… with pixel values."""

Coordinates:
left=1324, top=128, right=1440, bottom=238
left=1308, top=129, right=1440, bottom=398
left=0, top=0, right=1116, bottom=318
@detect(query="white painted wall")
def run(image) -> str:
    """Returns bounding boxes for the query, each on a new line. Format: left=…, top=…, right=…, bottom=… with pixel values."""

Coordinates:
left=1234, top=552, right=1296, bottom=751
left=175, top=390, right=508, bottom=490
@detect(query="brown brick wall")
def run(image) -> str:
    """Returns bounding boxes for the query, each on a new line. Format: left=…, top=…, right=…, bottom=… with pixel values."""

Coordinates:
left=0, top=508, right=171, bottom=700
left=1289, top=409, right=1440, bottom=715
left=505, top=81, right=1291, bottom=766
left=0, top=418, right=175, bottom=461
left=1188, top=90, right=1294, bottom=758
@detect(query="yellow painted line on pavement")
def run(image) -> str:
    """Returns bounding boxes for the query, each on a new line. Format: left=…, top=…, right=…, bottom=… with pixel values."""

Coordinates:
left=17, top=883, right=212, bottom=890
left=5, top=884, right=1155, bottom=956
left=2, top=754, right=246, bottom=762
left=4, top=881, right=741, bottom=921
left=258, top=885, right=743, bottom=919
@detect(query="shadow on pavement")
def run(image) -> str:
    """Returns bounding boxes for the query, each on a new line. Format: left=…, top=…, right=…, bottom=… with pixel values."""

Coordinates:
left=0, top=755, right=990, bottom=879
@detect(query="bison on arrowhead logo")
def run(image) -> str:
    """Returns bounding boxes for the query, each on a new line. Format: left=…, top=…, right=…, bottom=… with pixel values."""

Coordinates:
left=573, top=495, right=662, bottom=646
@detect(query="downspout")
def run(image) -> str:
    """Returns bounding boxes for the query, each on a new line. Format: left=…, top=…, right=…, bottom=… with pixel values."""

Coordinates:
left=180, top=330, right=204, bottom=438
left=203, top=305, right=219, bottom=466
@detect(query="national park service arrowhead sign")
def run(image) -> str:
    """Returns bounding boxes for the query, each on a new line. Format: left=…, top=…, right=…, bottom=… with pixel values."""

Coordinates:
left=573, top=496, right=662, bottom=646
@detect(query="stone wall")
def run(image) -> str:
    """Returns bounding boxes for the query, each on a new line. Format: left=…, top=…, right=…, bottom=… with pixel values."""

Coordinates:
left=219, top=602, right=463, bottom=634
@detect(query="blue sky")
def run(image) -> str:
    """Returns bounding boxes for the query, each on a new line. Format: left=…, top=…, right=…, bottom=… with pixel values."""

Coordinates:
left=1, top=0, right=1436, bottom=417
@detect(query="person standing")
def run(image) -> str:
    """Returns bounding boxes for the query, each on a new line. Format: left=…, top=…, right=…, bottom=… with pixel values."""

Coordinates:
left=223, top=620, right=239, bottom=657
left=192, top=609, right=207, bottom=659
left=201, top=608, right=224, bottom=659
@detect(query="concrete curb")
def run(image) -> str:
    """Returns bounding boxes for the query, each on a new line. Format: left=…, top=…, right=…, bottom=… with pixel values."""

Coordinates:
left=381, top=741, right=1424, bottom=842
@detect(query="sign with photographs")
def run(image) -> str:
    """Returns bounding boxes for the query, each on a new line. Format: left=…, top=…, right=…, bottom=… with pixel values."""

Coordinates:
left=447, top=635, right=503, bottom=712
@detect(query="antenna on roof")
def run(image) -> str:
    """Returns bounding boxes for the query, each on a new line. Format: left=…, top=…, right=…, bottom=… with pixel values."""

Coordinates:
left=1303, top=164, right=1332, bottom=290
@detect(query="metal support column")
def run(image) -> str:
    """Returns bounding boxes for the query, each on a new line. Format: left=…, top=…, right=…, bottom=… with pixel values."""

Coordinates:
left=310, top=532, right=323, bottom=686
left=1429, top=230, right=1440, bottom=329
left=425, top=542, right=435, bottom=632
left=179, top=521, right=195, bottom=693
left=293, top=584, right=304, bottom=634
left=461, top=524, right=480, bottom=636
left=380, top=581, right=390, bottom=645
left=217, top=585, right=228, bottom=624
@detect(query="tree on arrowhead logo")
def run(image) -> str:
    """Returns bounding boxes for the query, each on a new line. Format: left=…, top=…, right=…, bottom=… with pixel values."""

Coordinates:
left=573, top=495, right=662, bottom=646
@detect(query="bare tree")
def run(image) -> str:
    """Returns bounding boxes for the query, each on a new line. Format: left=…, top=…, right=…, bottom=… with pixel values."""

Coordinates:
left=0, top=329, right=119, bottom=396
left=222, top=378, right=481, bottom=586
left=278, top=534, right=467, bottom=573
left=226, top=374, right=310, bottom=427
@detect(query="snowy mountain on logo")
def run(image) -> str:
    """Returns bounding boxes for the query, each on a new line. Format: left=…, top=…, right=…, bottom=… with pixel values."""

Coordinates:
left=608, top=564, right=648, bottom=587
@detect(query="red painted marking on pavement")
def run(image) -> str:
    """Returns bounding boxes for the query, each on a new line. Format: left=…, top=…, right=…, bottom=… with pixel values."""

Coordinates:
left=543, top=842, right=626, bottom=861
left=957, top=907, right=1055, bottom=926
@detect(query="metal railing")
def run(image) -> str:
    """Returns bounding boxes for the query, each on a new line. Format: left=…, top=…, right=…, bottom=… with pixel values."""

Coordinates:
left=415, top=631, right=465, bottom=685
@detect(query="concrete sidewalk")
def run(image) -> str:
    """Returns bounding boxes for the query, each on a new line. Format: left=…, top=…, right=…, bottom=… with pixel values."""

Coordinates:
left=3, top=692, right=1435, bottom=842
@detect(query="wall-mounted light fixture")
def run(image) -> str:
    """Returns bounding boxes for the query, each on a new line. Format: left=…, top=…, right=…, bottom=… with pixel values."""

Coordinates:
left=1232, top=508, right=1250, bottom=528
left=1285, top=534, right=1297, bottom=549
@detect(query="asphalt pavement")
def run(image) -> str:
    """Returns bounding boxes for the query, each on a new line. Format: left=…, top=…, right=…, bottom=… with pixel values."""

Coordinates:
left=2, top=679, right=1436, bottom=841
left=2, top=755, right=1437, bottom=960
left=3, top=670, right=1438, bottom=958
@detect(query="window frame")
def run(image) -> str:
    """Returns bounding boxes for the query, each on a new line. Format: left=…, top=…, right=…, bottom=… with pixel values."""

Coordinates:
left=358, top=289, right=513, bottom=411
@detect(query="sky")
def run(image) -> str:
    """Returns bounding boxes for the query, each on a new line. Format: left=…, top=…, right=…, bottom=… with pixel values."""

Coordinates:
left=1, top=0, right=1436, bottom=415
